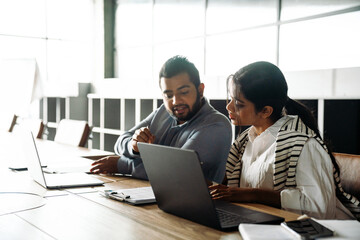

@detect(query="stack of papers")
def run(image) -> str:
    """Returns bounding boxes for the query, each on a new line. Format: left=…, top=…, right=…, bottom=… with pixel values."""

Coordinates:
left=239, top=224, right=294, bottom=240
left=100, top=186, right=156, bottom=205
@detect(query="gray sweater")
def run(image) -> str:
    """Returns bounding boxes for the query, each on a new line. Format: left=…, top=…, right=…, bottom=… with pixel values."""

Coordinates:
left=115, top=98, right=232, bottom=182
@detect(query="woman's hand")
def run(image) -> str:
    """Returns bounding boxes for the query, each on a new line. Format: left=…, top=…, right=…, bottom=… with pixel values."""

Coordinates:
left=209, top=184, right=243, bottom=201
left=209, top=184, right=281, bottom=208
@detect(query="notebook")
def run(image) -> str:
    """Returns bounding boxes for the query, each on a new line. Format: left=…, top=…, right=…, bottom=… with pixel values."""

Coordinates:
left=239, top=219, right=360, bottom=240
left=22, top=131, right=104, bottom=189
left=137, top=143, right=284, bottom=231
left=239, top=223, right=294, bottom=240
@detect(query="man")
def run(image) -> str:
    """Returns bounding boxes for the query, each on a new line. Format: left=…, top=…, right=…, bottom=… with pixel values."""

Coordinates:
left=90, top=55, right=232, bottom=183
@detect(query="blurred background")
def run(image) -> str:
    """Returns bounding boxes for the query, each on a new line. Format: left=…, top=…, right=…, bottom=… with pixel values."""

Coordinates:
left=0, top=0, right=359, bottom=153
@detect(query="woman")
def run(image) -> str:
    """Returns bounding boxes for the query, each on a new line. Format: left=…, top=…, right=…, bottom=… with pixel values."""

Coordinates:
left=210, top=61, right=359, bottom=220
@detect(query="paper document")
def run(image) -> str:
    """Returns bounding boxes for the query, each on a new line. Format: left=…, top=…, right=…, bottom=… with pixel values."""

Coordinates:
left=239, top=224, right=294, bottom=240
left=100, top=186, right=156, bottom=205
left=239, top=219, right=360, bottom=240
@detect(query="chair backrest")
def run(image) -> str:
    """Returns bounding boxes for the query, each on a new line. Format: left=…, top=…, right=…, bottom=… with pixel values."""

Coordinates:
left=8, top=114, right=18, bottom=132
left=334, top=152, right=360, bottom=200
left=54, top=119, right=90, bottom=147
left=11, top=115, right=45, bottom=139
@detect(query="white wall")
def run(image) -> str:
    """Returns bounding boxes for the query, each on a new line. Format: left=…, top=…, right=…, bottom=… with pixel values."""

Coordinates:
left=285, top=67, right=360, bottom=99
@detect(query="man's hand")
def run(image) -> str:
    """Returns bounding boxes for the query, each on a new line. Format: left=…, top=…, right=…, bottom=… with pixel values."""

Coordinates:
left=90, top=155, right=119, bottom=174
left=131, top=127, right=155, bottom=153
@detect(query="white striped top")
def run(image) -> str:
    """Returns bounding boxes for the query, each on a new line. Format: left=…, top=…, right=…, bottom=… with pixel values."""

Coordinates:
left=226, top=115, right=360, bottom=220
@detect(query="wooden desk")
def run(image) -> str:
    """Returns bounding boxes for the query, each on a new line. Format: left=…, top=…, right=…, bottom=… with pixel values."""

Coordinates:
left=76, top=178, right=300, bottom=240
left=0, top=172, right=299, bottom=239
left=35, top=138, right=114, bottom=160
left=0, top=134, right=299, bottom=239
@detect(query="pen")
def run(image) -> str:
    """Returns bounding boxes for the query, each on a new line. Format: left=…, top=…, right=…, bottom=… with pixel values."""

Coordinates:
left=110, top=192, right=130, bottom=201
left=118, top=192, right=130, bottom=199
left=102, top=190, right=130, bottom=201
left=43, top=168, right=58, bottom=174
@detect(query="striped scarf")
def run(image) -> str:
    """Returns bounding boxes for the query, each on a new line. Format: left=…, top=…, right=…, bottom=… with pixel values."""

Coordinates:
left=226, top=116, right=360, bottom=220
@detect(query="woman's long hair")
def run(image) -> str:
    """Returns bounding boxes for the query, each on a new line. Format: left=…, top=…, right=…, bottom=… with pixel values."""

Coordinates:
left=229, top=61, right=340, bottom=174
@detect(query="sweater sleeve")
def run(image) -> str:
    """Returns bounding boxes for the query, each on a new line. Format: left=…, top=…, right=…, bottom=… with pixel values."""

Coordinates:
left=114, top=109, right=157, bottom=158
left=280, top=138, right=338, bottom=219
left=114, top=109, right=157, bottom=177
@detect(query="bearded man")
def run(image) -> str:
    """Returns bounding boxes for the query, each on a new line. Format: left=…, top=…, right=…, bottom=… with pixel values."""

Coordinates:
left=91, top=55, right=232, bottom=183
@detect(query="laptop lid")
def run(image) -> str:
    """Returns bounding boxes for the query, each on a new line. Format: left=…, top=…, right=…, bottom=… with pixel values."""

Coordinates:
left=22, top=131, right=104, bottom=189
left=5, top=131, right=47, bottom=171
left=137, top=143, right=284, bottom=230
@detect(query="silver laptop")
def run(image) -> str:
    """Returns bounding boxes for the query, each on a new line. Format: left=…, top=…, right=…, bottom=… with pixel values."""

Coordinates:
left=23, top=131, right=104, bottom=189
left=5, top=131, right=47, bottom=171
left=137, top=143, right=284, bottom=231
left=8, top=132, right=91, bottom=172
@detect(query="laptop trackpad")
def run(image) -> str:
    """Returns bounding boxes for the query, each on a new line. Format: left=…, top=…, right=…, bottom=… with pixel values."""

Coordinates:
left=214, top=200, right=283, bottom=225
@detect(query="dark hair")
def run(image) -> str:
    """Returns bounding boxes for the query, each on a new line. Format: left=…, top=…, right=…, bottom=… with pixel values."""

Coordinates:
left=159, top=55, right=200, bottom=88
left=229, top=61, right=319, bottom=132
left=229, top=61, right=340, bottom=174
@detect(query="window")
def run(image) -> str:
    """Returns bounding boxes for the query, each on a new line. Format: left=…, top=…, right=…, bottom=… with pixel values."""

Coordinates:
left=0, top=0, right=98, bottom=98
left=114, top=0, right=282, bottom=97
left=279, top=11, right=360, bottom=71
left=114, top=0, right=360, bottom=95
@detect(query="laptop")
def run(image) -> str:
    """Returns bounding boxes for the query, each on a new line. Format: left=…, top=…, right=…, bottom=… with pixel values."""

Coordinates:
left=4, top=131, right=47, bottom=171
left=22, top=131, right=104, bottom=189
left=137, top=143, right=284, bottom=231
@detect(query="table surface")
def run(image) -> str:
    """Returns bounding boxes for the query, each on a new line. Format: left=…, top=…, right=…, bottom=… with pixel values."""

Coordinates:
left=0, top=133, right=299, bottom=239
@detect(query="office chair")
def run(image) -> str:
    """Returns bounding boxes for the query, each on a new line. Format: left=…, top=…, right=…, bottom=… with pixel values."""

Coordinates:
left=10, top=115, right=45, bottom=139
left=8, top=114, right=18, bottom=132
left=334, top=152, right=360, bottom=201
left=54, top=119, right=91, bottom=147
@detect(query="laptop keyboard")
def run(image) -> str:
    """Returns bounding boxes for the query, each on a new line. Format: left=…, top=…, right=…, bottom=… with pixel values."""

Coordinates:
left=216, top=208, right=256, bottom=225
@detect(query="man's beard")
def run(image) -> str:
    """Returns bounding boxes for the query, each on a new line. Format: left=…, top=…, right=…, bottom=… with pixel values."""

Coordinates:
left=171, top=94, right=203, bottom=123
